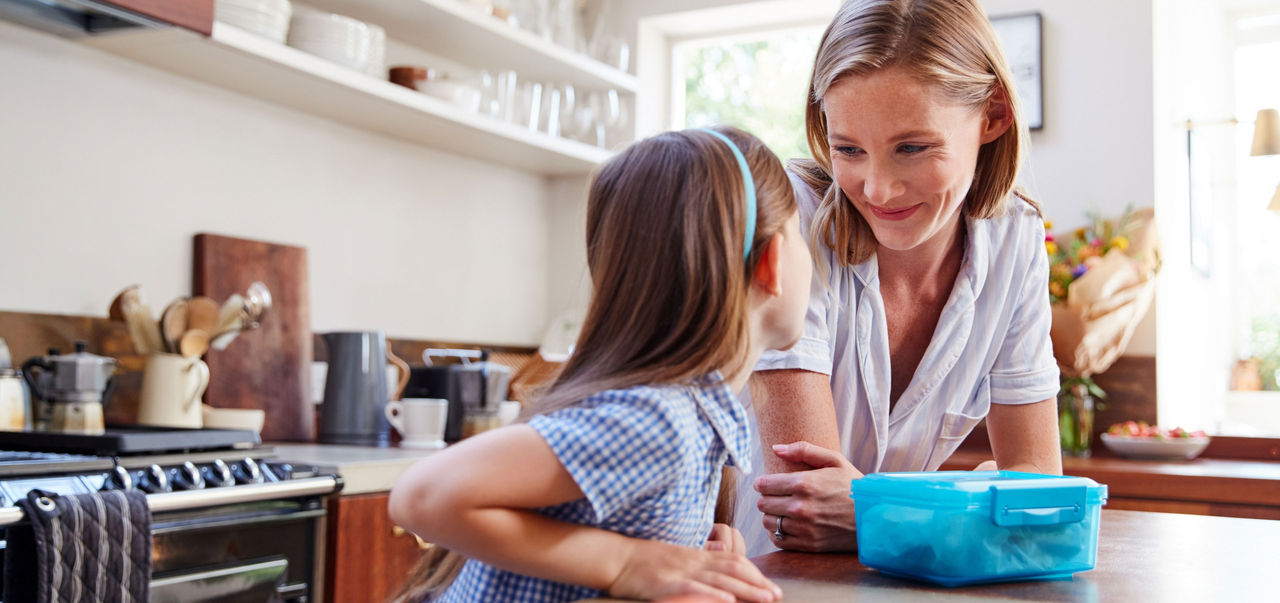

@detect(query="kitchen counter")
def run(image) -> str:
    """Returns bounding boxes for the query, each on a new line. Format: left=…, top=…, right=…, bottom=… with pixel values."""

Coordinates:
left=269, top=442, right=440, bottom=495
left=581, top=510, right=1280, bottom=601
left=943, top=449, right=1280, bottom=518
left=749, top=510, right=1278, bottom=601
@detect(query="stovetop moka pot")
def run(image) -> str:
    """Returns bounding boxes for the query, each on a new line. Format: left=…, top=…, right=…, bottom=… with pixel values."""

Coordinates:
left=21, top=341, right=117, bottom=434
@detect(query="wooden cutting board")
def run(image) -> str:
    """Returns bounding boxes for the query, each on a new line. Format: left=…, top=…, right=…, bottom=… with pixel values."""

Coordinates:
left=194, top=233, right=313, bottom=441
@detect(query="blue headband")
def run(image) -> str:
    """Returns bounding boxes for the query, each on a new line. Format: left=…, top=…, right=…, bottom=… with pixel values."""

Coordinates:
left=698, top=129, right=757, bottom=261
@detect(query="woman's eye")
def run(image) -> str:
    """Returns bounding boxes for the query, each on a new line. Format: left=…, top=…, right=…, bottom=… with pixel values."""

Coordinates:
left=833, top=145, right=862, bottom=157
left=898, top=144, right=928, bottom=154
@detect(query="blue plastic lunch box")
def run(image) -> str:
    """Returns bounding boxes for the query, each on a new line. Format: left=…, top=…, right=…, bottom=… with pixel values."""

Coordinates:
left=849, top=471, right=1108, bottom=587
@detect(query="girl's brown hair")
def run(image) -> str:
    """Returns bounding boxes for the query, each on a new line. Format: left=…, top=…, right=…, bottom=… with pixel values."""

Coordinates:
left=391, top=126, right=795, bottom=602
left=796, top=0, right=1037, bottom=268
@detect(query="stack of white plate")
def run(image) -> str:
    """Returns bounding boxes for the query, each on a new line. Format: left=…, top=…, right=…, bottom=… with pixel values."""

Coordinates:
left=288, top=12, right=387, bottom=77
left=215, top=0, right=292, bottom=43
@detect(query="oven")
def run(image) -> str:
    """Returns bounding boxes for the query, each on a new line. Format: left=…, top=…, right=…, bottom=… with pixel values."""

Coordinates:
left=0, top=448, right=343, bottom=602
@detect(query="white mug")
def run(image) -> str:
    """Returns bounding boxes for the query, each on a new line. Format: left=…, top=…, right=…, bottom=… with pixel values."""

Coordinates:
left=138, top=354, right=210, bottom=429
left=385, top=398, right=447, bottom=449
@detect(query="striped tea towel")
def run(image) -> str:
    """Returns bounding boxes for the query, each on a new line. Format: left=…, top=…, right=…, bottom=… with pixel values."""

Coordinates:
left=3, top=488, right=151, bottom=603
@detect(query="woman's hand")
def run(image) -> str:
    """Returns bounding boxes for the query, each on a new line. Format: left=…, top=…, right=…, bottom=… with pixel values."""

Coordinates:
left=609, top=540, right=782, bottom=603
left=703, top=523, right=746, bottom=555
left=754, top=441, right=863, bottom=552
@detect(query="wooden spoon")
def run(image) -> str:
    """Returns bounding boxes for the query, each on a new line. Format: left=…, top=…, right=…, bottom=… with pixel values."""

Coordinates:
left=186, top=296, right=219, bottom=334
left=179, top=329, right=210, bottom=358
left=108, top=285, right=140, bottom=321
left=159, top=298, right=189, bottom=354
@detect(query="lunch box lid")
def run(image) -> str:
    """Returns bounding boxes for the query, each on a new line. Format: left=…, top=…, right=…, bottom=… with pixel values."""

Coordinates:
left=852, top=471, right=1108, bottom=526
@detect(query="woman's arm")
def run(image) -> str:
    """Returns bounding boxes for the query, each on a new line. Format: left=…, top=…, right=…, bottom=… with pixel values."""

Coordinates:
left=751, top=369, right=862, bottom=552
left=985, top=398, right=1063, bottom=475
left=388, top=425, right=781, bottom=602
left=754, top=369, right=842, bottom=471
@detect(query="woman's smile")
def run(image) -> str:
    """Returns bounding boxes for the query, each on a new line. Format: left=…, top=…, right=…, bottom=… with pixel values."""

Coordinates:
left=866, top=203, right=923, bottom=221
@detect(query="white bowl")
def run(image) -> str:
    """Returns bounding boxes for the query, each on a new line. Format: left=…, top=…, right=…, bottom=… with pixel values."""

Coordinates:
left=201, top=405, right=266, bottom=434
left=1099, top=433, right=1211, bottom=460
left=420, top=79, right=482, bottom=112
left=215, top=0, right=291, bottom=42
left=288, top=12, right=385, bottom=75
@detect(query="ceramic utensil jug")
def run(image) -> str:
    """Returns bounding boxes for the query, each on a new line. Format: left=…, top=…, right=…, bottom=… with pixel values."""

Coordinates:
left=21, top=341, right=117, bottom=435
left=319, top=331, right=396, bottom=446
left=137, top=353, right=210, bottom=428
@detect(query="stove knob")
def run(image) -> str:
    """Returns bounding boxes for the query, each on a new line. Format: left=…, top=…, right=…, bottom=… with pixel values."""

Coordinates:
left=137, top=464, right=171, bottom=494
left=263, top=462, right=293, bottom=482
left=202, top=459, right=234, bottom=488
left=100, top=466, right=133, bottom=492
left=232, top=458, right=264, bottom=485
left=170, top=461, right=206, bottom=491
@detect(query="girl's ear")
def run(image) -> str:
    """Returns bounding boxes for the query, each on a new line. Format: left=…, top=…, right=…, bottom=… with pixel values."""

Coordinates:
left=980, top=86, right=1014, bottom=144
left=752, top=233, right=785, bottom=296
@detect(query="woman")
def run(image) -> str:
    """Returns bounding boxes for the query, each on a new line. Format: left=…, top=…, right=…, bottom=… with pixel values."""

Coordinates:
left=737, top=0, right=1063, bottom=555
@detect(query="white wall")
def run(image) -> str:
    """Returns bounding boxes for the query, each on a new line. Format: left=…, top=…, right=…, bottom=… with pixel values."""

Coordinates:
left=0, top=20, right=555, bottom=346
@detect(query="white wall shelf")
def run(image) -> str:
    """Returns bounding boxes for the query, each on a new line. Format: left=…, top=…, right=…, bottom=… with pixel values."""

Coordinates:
left=86, top=23, right=613, bottom=175
left=302, top=0, right=638, bottom=93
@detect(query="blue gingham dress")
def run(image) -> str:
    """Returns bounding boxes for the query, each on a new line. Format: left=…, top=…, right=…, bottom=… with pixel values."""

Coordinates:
left=434, top=373, right=754, bottom=602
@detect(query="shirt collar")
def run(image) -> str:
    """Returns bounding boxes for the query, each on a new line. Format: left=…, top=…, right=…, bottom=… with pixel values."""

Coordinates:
left=689, top=372, right=753, bottom=473
left=849, top=213, right=986, bottom=295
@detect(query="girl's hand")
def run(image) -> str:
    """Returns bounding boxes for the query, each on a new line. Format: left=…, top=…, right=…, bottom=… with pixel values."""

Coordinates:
left=702, top=523, right=746, bottom=555
left=973, top=459, right=998, bottom=471
left=609, top=540, right=782, bottom=603
left=754, top=442, right=863, bottom=552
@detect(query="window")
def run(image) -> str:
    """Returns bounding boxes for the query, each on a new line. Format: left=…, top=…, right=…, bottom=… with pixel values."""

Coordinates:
left=674, top=26, right=822, bottom=160
left=1224, top=20, right=1280, bottom=437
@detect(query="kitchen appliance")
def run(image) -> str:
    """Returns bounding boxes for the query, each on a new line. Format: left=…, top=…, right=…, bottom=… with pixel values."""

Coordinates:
left=0, top=428, right=341, bottom=602
left=318, top=331, right=394, bottom=446
left=21, top=341, right=116, bottom=435
left=403, top=349, right=511, bottom=442
left=0, top=338, right=31, bottom=431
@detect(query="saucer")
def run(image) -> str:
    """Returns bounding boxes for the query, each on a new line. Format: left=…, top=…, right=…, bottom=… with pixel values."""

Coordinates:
left=400, top=439, right=446, bottom=450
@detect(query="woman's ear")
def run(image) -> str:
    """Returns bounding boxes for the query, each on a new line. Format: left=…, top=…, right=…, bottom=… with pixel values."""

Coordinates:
left=980, top=86, right=1014, bottom=144
left=753, top=233, right=785, bottom=296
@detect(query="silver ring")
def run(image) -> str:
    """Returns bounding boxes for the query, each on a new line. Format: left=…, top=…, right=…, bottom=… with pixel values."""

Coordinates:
left=36, top=496, right=56, bottom=512
left=773, top=515, right=785, bottom=540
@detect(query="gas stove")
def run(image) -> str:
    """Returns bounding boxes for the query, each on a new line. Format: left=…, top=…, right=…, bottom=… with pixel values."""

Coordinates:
left=0, top=432, right=343, bottom=602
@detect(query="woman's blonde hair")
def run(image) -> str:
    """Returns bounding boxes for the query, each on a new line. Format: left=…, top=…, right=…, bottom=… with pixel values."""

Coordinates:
left=796, top=0, right=1036, bottom=267
left=392, top=126, right=795, bottom=602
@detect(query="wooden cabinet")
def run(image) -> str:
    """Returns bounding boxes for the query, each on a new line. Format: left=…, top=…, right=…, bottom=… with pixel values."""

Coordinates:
left=104, top=0, right=213, bottom=35
left=325, top=492, right=426, bottom=603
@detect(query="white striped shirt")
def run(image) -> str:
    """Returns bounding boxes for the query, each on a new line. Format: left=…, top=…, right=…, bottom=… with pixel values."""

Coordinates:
left=736, top=171, right=1060, bottom=555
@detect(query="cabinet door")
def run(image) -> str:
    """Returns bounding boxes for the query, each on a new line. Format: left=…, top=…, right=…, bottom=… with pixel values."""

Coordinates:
left=104, top=0, right=213, bottom=35
left=326, top=492, right=426, bottom=603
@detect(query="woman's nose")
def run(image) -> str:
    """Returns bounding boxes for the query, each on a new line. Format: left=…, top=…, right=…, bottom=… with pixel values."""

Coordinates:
left=862, top=159, right=903, bottom=205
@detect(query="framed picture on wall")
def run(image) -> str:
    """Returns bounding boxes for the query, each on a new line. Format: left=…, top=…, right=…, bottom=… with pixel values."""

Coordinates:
left=990, top=12, right=1043, bottom=130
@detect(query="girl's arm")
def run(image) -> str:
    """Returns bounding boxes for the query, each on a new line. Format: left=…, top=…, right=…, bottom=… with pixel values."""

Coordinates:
left=985, top=397, right=1063, bottom=475
left=387, top=425, right=782, bottom=602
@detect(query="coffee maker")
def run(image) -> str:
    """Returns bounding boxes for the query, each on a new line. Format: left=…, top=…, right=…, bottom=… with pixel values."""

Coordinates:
left=404, top=349, right=510, bottom=442
left=21, top=341, right=117, bottom=434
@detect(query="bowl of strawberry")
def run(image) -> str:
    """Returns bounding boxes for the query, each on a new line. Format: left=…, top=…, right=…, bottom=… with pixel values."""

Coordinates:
left=1099, top=421, right=1210, bottom=460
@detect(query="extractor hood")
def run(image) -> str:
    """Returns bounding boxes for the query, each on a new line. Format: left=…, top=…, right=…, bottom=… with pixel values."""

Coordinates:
left=0, top=0, right=168, bottom=37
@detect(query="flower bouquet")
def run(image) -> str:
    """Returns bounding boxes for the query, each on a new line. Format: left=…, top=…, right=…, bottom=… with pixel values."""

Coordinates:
left=1044, top=207, right=1160, bottom=455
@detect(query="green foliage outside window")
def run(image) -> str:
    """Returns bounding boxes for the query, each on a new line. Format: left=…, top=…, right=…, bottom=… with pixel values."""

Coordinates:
left=681, top=30, right=821, bottom=162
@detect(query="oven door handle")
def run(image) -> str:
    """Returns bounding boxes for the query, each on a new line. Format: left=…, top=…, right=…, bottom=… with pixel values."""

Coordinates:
left=0, top=476, right=343, bottom=527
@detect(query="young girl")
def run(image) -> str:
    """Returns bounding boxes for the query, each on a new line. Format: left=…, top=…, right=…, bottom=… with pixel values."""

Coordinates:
left=387, top=126, right=810, bottom=603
